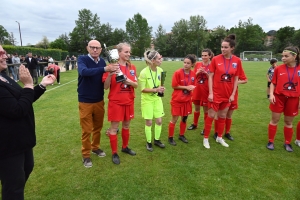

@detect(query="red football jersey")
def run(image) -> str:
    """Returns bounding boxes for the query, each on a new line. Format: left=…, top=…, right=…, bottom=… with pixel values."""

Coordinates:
left=171, top=68, right=196, bottom=103
left=232, top=65, right=248, bottom=104
left=102, top=64, right=137, bottom=105
left=209, top=54, right=241, bottom=102
left=271, top=64, right=300, bottom=97
left=193, top=62, right=210, bottom=101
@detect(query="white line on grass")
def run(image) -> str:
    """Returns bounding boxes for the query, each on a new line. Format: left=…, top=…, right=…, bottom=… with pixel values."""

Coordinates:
left=45, top=79, right=77, bottom=92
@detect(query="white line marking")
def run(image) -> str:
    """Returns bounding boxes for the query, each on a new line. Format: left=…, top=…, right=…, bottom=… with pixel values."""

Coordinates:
left=45, top=79, right=77, bottom=92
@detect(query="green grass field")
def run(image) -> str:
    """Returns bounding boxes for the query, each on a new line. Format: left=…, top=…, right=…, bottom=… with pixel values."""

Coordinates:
left=20, top=61, right=300, bottom=200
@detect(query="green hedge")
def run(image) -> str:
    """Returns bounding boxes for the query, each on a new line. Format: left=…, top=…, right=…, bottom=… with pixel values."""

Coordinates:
left=2, top=45, right=68, bottom=61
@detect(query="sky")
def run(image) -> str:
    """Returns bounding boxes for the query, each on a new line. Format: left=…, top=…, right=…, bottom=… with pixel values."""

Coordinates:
left=1, top=0, right=300, bottom=46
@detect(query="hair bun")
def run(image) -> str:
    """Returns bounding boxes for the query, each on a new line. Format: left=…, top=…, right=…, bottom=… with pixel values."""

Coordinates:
left=227, top=34, right=236, bottom=40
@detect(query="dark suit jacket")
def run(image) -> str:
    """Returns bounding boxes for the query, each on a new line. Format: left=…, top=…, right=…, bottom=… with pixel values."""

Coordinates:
left=0, top=72, right=45, bottom=159
left=25, top=57, right=38, bottom=69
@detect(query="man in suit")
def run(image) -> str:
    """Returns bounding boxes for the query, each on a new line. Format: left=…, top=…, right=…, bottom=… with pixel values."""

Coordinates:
left=25, top=52, right=38, bottom=84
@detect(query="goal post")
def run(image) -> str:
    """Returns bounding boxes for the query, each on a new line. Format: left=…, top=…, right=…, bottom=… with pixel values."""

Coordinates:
left=240, top=51, right=273, bottom=61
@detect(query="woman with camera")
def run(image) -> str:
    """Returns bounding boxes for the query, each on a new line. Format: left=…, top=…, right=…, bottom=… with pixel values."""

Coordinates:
left=103, top=42, right=138, bottom=165
left=138, top=49, right=165, bottom=152
left=168, top=54, right=197, bottom=145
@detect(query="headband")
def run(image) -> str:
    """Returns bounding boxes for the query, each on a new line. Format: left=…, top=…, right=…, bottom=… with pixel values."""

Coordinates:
left=150, top=52, right=158, bottom=60
left=283, top=50, right=297, bottom=55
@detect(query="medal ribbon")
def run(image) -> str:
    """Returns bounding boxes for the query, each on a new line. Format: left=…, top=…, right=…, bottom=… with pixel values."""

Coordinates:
left=223, top=55, right=232, bottom=75
left=182, top=68, right=190, bottom=86
left=286, top=64, right=297, bottom=84
left=149, top=67, right=157, bottom=88
left=201, top=62, right=209, bottom=80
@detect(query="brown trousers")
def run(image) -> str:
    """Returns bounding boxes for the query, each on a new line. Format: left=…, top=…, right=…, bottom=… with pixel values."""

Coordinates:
left=79, top=101, right=105, bottom=158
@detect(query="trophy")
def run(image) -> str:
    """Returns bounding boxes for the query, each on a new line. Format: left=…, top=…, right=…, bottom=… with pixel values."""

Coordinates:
left=157, top=71, right=166, bottom=97
left=103, top=43, right=126, bottom=83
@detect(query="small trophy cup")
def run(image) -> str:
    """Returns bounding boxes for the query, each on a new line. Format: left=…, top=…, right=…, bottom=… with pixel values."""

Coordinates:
left=157, top=71, right=166, bottom=97
left=103, top=44, right=126, bottom=83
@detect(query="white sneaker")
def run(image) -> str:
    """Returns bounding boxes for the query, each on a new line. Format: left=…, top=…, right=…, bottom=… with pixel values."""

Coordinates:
left=203, top=138, right=210, bottom=149
left=216, top=137, right=229, bottom=147
left=295, top=140, right=300, bottom=147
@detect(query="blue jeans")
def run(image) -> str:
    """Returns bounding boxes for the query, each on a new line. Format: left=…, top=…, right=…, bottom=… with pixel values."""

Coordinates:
left=8, top=66, right=17, bottom=81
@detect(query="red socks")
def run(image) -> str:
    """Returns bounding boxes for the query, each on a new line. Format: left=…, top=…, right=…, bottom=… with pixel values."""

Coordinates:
left=109, top=134, right=118, bottom=154
left=225, top=118, right=232, bottom=133
left=214, top=118, right=218, bottom=133
left=204, top=113, right=208, bottom=121
left=193, top=111, right=200, bottom=126
left=268, top=124, right=277, bottom=143
left=284, top=126, right=293, bottom=144
left=297, top=121, right=300, bottom=140
left=168, top=122, right=175, bottom=137
left=217, top=118, right=226, bottom=137
left=180, top=121, right=186, bottom=136
left=204, top=116, right=214, bottom=138
left=121, top=128, right=129, bottom=149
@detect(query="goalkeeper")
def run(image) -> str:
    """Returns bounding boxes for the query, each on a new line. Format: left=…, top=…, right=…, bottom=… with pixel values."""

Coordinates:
left=138, top=49, right=165, bottom=152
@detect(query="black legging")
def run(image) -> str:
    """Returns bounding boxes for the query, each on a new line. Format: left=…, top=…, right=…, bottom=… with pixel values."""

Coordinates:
left=56, top=69, right=60, bottom=83
left=0, top=149, right=34, bottom=200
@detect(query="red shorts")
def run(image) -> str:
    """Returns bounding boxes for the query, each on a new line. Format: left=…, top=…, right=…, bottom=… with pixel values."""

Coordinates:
left=193, top=100, right=201, bottom=105
left=108, top=101, right=134, bottom=121
left=200, top=100, right=208, bottom=107
left=269, top=94, right=299, bottom=116
left=229, top=103, right=238, bottom=110
left=171, top=101, right=192, bottom=116
left=208, top=101, right=231, bottom=112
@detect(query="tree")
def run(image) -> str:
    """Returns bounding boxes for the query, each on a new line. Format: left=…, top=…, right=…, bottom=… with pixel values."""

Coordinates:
left=69, top=9, right=101, bottom=53
left=230, top=18, right=266, bottom=55
left=0, top=25, right=10, bottom=45
left=94, top=23, right=112, bottom=45
left=171, top=15, right=206, bottom=57
left=49, top=38, right=68, bottom=50
left=206, top=26, right=228, bottom=55
left=272, top=26, right=295, bottom=53
left=154, top=24, right=169, bottom=56
left=126, top=13, right=152, bottom=57
left=291, top=29, right=300, bottom=47
left=35, top=36, right=50, bottom=49
left=110, top=28, right=127, bottom=46
left=7, top=32, right=18, bottom=46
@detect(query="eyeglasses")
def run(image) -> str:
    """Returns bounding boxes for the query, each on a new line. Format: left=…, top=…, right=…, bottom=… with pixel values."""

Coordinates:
left=0, top=50, right=7, bottom=57
left=89, top=46, right=102, bottom=50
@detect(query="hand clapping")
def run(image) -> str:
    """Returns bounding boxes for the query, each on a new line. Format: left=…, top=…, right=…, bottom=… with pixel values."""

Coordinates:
left=41, top=75, right=56, bottom=86
left=19, top=65, right=33, bottom=88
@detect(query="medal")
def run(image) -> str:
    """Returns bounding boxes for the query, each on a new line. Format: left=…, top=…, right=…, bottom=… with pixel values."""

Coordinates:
left=223, top=55, right=232, bottom=79
left=183, top=89, right=190, bottom=94
left=286, top=64, right=297, bottom=91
